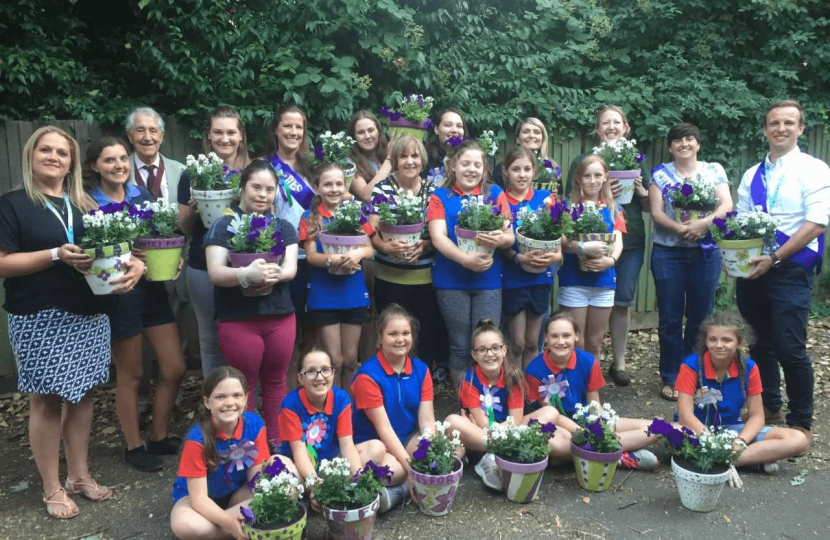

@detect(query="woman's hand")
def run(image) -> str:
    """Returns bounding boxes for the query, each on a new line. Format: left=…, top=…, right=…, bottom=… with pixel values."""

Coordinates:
left=577, top=241, right=609, bottom=259
left=130, top=247, right=146, bottom=262
left=58, top=244, right=93, bottom=271
left=402, top=240, right=425, bottom=264
left=240, top=259, right=280, bottom=287
left=110, top=257, right=146, bottom=294
left=609, top=177, right=623, bottom=198
left=582, top=255, right=615, bottom=273
left=384, top=238, right=411, bottom=259
left=463, top=252, right=493, bottom=273
left=343, top=249, right=364, bottom=271
left=682, top=218, right=710, bottom=241
left=633, top=177, right=648, bottom=198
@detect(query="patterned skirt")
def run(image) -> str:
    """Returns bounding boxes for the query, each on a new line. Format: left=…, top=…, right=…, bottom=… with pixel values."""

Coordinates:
left=8, top=308, right=111, bottom=403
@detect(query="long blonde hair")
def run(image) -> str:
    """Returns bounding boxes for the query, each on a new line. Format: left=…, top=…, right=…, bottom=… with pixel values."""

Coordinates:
left=516, top=117, right=549, bottom=157
left=569, top=154, right=616, bottom=217
left=23, top=126, right=96, bottom=212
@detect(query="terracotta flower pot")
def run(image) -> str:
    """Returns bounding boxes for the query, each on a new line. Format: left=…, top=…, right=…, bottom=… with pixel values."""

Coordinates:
left=494, top=455, right=548, bottom=503
left=409, top=458, right=464, bottom=516
left=82, top=241, right=132, bottom=296
left=133, top=235, right=185, bottom=281
left=570, top=442, right=623, bottom=492
left=322, top=495, right=380, bottom=540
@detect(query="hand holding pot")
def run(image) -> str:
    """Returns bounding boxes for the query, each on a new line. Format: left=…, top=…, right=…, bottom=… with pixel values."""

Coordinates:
left=58, top=243, right=92, bottom=271
left=577, top=241, right=609, bottom=259
left=403, top=240, right=425, bottom=264
left=238, top=258, right=279, bottom=288
left=110, top=258, right=146, bottom=294
left=464, top=252, right=493, bottom=273
left=385, top=238, right=410, bottom=260
left=633, top=177, right=648, bottom=198
left=609, top=177, right=623, bottom=198
left=130, top=247, right=146, bottom=262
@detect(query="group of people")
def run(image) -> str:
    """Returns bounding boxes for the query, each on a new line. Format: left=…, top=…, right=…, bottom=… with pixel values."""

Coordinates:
left=0, top=98, right=826, bottom=534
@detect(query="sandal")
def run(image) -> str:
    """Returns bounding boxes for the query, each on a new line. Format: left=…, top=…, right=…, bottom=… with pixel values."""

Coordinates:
left=43, top=487, right=79, bottom=519
left=660, top=385, right=678, bottom=402
left=65, top=475, right=114, bottom=502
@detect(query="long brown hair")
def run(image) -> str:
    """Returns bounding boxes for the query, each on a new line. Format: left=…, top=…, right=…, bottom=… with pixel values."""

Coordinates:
left=502, top=146, right=537, bottom=193
left=82, top=137, right=130, bottom=195
left=305, top=162, right=345, bottom=240
left=426, top=108, right=467, bottom=164
left=202, top=106, right=251, bottom=170
left=263, top=103, right=311, bottom=180
left=376, top=303, right=420, bottom=356
left=544, top=311, right=582, bottom=348
left=348, top=110, right=388, bottom=182
left=466, top=318, right=526, bottom=400
left=199, top=367, right=249, bottom=472
left=443, top=139, right=490, bottom=197
left=569, top=154, right=616, bottom=217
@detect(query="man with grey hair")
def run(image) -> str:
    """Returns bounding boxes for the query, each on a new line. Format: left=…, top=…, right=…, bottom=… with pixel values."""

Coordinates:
left=126, top=107, right=184, bottom=203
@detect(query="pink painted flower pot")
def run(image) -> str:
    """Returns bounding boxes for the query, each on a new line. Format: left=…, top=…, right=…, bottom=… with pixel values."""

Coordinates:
left=319, top=232, right=367, bottom=275
left=409, top=458, right=464, bottom=516
left=227, top=251, right=280, bottom=297
left=380, top=221, right=425, bottom=264
left=494, top=455, right=548, bottom=503
left=322, top=496, right=379, bottom=540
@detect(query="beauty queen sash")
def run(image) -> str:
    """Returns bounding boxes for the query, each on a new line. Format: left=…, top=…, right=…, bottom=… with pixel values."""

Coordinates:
left=750, top=160, right=824, bottom=274
left=266, top=153, right=315, bottom=210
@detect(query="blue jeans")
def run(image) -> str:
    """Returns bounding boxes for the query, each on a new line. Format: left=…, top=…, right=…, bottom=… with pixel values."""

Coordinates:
left=651, top=244, right=721, bottom=386
left=736, top=263, right=814, bottom=429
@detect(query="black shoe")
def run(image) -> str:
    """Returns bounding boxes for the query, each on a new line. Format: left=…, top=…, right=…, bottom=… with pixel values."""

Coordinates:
left=609, top=366, right=631, bottom=387
left=125, top=446, right=165, bottom=472
left=147, top=436, right=183, bottom=456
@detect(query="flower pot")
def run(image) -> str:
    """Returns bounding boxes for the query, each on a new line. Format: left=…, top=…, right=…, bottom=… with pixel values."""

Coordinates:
left=82, top=242, right=132, bottom=296
left=322, top=495, right=380, bottom=540
left=454, top=226, right=496, bottom=258
left=227, top=251, right=280, bottom=296
left=671, top=456, right=730, bottom=513
left=192, top=187, right=238, bottom=229
left=572, top=232, right=614, bottom=272
left=718, top=237, right=764, bottom=278
left=319, top=232, right=368, bottom=275
left=676, top=207, right=710, bottom=223
left=609, top=169, right=641, bottom=206
left=494, top=455, right=548, bottom=503
left=387, top=117, right=428, bottom=141
left=409, top=458, right=464, bottom=516
left=380, top=221, right=425, bottom=264
left=133, top=236, right=185, bottom=281
left=342, top=159, right=357, bottom=192
left=243, top=504, right=307, bottom=540
left=515, top=230, right=561, bottom=273
left=570, top=442, right=623, bottom=492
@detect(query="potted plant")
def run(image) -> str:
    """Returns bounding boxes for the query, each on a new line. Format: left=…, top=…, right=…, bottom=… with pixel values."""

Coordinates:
left=188, top=152, right=241, bottom=229
left=380, top=91, right=434, bottom=140
left=710, top=211, right=778, bottom=278
left=408, top=421, right=464, bottom=516
left=662, top=173, right=717, bottom=223
left=592, top=138, right=646, bottom=205
left=369, top=191, right=426, bottom=264
left=533, top=156, right=562, bottom=193
left=570, top=402, right=624, bottom=492
left=80, top=202, right=140, bottom=295
left=483, top=417, right=556, bottom=503
left=647, top=418, right=744, bottom=512
left=312, top=131, right=358, bottom=191
left=226, top=213, right=286, bottom=296
left=570, top=201, right=614, bottom=271
left=319, top=199, right=369, bottom=276
left=514, top=199, right=573, bottom=273
left=476, top=130, right=499, bottom=159
left=240, top=459, right=307, bottom=540
left=309, top=458, right=389, bottom=540
left=455, top=196, right=504, bottom=258
left=132, top=199, right=184, bottom=281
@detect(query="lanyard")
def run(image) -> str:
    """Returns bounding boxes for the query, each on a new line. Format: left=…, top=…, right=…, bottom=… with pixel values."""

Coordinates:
left=44, top=193, right=74, bottom=244
left=761, top=161, right=783, bottom=212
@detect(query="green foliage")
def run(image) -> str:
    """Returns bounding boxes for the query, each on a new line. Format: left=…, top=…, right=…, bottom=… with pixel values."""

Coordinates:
left=571, top=202, right=609, bottom=234
left=483, top=417, right=557, bottom=464
left=323, top=200, right=367, bottom=235
left=456, top=196, right=504, bottom=231
left=311, top=458, right=389, bottom=510
left=570, top=402, right=622, bottom=453
left=516, top=200, right=574, bottom=241
left=714, top=280, right=737, bottom=312
left=409, top=421, right=463, bottom=476
left=134, top=199, right=179, bottom=238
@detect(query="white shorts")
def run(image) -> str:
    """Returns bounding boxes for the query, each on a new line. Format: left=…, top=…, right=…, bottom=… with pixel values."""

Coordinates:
left=558, top=285, right=615, bottom=308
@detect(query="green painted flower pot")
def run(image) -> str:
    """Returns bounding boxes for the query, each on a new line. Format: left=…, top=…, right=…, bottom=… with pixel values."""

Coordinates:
left=718, top=237, right=765, bottom=278
left=495, top=455, right=548, bottom=503
left=82, top=241, right=132, bottom=296
left=571, top=442, right=623, bottom=492
left=387, top=118, right=428, bottom=141
left=134, top=235, right=185, bottom=281
left=243, top=505, right=307, bottom=540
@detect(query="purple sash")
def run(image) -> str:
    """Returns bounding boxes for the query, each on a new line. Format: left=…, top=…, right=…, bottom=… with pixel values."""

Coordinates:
left=750, top=160, right=824, bottom=274
left=266, top=153, right=315, bottom=210
left=652, top=164, right=718, bottom=259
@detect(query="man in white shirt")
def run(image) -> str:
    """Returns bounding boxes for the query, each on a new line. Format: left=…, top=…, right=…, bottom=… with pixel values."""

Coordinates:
left=736, top=100, right=830, bottom=447
left=126, top=107, right=184, bottom=204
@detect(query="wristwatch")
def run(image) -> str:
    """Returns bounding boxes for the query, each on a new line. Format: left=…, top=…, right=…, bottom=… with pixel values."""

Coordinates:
left=325, top=257, right=332, bottom=268
left=770, top=253, right=782, bottom=267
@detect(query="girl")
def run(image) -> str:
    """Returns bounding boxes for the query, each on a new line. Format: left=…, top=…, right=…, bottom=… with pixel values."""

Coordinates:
left=675, top=312, right=810, bottom=472
left=424, top=108, right=467, bottom=183
left=170, top=367, right=296, bottom=540
left=300, top=163, right=374, bottom=390
left=178, top=106, right=251, bottom=376
left=445, top=319, right=572, bottom=489
left=558, top=155, right=625, bottom=361
left=497, top=147, right=560, bottom=369
left=427, top=139, right=514, bottom=386
left=351, top=304, right=435, bottom=512
left=205, top=160, right=299, bottom=448
left=85, top=138, right=186, bottom=472
left=526, top=311, right=659, bottom=469
left=347, top=110, right=392, bottom=202
left=278, top=349, right=387, bottom=481
left=492, top=118, right=559, bottom=196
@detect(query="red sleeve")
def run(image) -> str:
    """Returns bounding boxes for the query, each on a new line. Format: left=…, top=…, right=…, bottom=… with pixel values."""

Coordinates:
left=425, top=194, right=445, bottom=221
left=747, top=365, right=762, bottom=396
left=587, top=361, right=606, bottom=392
left=507, top=385, right=524, bottom=410
left=336, top=404, right=353, bottom=437
left=278, top=408, right=305, bottom=443
left=525, top=374, right=542, bottom=403
left=497, top=195, right=510, bottom=216
left=613, top=210, right=627, bottom=234
left=458, top=381, right=481, bottom=410
left=252, top=425, right=270, bottom=466
left=421, top=370, right=434, bottom=401
left=361, top=221, right=375, bottom=236
left=675, top=364, right=699, bottom=395
left=298, top=216, right=309, bottom=242
left=351, top=374, right=384, bottom=410
left=177, top=440, right=208, bottom=477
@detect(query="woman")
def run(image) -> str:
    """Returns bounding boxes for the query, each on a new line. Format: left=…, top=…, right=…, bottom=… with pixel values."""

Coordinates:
left=178, top=106, right=250, bottom=377
left=347, top=110, right=391, bottom=202
left=492, top=118, right=556, bottom=193
left=85, top=137, right=186, bottom=472
left=648, top=122, right=732, bottom=401
left=424, top=108, right=466, bottom=182
left=0, top=127, right=145, bottom=518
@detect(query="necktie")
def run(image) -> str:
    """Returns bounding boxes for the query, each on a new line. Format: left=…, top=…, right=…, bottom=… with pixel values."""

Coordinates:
left=144, top=165, right=162, bottom=200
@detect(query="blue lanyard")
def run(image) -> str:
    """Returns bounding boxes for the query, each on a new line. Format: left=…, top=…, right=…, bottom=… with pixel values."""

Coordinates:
left=44, top=193, right=74, bottom=244
left=761, top=161, right=783, bottom=212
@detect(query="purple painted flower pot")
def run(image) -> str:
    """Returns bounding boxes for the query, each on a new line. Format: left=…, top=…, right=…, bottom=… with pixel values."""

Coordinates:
left=494, top=455, right=548, bottom=503
left=570, top=442, right=623, bottom=492
left=454, top=226, right=496, bottom=258
left=388, top=117, right=429, bottom=141
left=609, top=169, right=641, bottom=205
left=318, top=232, right=367, bottom=275
left=227, top=251, right=280, bottom=297
left=133, top=235, right=185, bottom=281
left=409, top=458, right=464, bottom=516
left=322, top=496, right=379, bottom=540
left=380, top=221, right=424, bottom=264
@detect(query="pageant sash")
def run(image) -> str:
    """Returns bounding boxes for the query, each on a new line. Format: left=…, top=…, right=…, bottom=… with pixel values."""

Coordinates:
left=266, top=153, right=315, bottom=210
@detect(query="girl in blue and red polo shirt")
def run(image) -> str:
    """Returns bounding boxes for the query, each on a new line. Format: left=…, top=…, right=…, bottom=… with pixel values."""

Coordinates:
left=299, top=163, right=375, bottom=391
left=526, top=311, right=658, bottom=469
left=170, top=367, right=296, bottom=540
left=675, top=312, right=810, bottom=472
left=426, top=139, right=514, bottom=387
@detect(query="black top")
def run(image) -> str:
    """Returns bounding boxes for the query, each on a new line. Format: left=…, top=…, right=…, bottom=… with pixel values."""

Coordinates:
left=177, top=171, right=208, bottom=271
left=203, top=203, right=299, bottom=321
left=0, top=189, right=103, bottom=315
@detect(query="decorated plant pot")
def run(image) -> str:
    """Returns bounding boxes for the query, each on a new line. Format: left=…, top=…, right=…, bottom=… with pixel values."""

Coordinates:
left=227, top=251, right=280, bottom=296
left=133, top=235, right=185, bottom=281
left=516, top=230, right=561, bottom=273
left=718, top=237, right=765, bottom=278
left=409, top=458, right=464, bottom=517
left=570, top=442, right=623, bottom=492
left=380, top=221, right=425, bottom=264
left=243, top=504, right=307, bottom=540
left=671, top=457, right=730, bottom=513
left=675, top=207, right=710, bottom=224
left=82, top=242, right=132, bottom=296
left=319, top=232, right=368, bottom=276
left=322, top=496, right=380, bottom=540
left=572, top=232, right=615, bottom=271
left=387, top=117, right=429, bottom=141
left=494, top=455, right=548, bottom=503
left=455, top=226, right=496, bottom=258
left=342, top=159, right=357, bottom=192
left=609, top=169, right=641, bottom=206
left=192, top=187, right=238, bottom=229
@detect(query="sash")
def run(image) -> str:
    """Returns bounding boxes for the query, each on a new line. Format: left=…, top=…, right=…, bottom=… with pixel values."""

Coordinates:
left=266, top=153, right=315, bottom=210
left=750, top=161, right=824, bottom=274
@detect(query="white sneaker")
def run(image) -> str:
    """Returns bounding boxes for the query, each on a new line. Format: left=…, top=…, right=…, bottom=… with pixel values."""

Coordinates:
left=475, top=452, right=503, bottom=490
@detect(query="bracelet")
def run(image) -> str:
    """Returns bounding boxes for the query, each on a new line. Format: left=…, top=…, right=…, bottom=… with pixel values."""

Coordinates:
left=610, top=255, right=617, bottom=265
left=51, top=247, right=60, bottom=262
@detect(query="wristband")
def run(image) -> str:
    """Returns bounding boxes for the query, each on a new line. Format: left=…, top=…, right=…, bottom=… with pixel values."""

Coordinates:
left=610, top=255, right=617, bottom=265
left=237, top=267, right=250, bottom=288
left=51, top=248, right=60, bottom=262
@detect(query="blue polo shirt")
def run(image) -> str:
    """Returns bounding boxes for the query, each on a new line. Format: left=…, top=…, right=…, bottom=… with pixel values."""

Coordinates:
left=557, top=204, right=625, bottom=290
left=497, top=188, right=556, bottom=289
left=351, top=351, right=433, bottom=444
left=277, top=387, right=353, bottom=462
left=525, top=349, right=605, bottom=416
left=458, top=364, right=524, bottom=423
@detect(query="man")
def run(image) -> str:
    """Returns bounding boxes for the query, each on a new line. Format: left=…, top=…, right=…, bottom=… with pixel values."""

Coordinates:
left=736, top=100, right=830, bottom=449
left=126, top=107, right=184, bottom=204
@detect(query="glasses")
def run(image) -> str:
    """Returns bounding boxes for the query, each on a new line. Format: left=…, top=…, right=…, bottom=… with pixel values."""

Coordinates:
left=301, top=367, right=334, bottom=380
left=473, top=345, right=505, bottom=357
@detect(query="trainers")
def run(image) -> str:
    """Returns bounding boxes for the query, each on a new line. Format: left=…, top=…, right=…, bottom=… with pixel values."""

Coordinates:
left=764, top=407, right=785, bottom=425
left=475, top=452, right=503, bottom=490
left=744, top=462, right=779, bottom=474
left=147, top=436, right=183, bottom=456
left=125, top=446, right=165, bottom=472
left=432, top=366, right=448, bottom=386
left=378, top=483, right=409, bottom=514
left=619, top=449, right=659, bottom=470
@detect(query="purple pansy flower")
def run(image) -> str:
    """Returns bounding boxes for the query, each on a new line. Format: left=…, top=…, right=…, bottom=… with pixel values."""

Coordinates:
left=246, top=471, right=261, bottom=491
left=379, top=105, right=391, bottom=117
left=680, top=183, right=694, bottom=197
left=270, top=230, right=286, bottom=258
left=412, top=438, right=431, bottom=461
left=712, top=217, right=727, bottom=231
left=446, top=136, right=465, bottom=148
left=541, top=422, right=557, bottom=435
left=543, top=159, right=553, bottom=169
left=553, top=166, right=562, bottom=179
left=423, top=118, right=433, bottom=131
left=247, top=230, right=260, bottom=243
left=251, top=215, right=267, bottom=230
left=587, top=422, right=605, bottom=440
left=357, top=461, right=392, bottom=482
left=314, top=145, right=325, bottom=161
left=581, top=442, right=595, bottom=452
left=240, top=506, right=256, bottom=523
left=635, top=152, right=646, bottom=164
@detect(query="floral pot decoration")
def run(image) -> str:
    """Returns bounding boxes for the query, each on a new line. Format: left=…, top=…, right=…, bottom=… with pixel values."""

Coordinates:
left=226, top=213, right=286, bottom=296
left=570, top=402, right=624, bottom=492
left=592, top=137, right=646, bottom=206
left=380, top=92, right=435, bottom=140
left=570, top=201, right=615, bottom=271
left=188, top=153, right=241, bottom=229
left=710, top=211, right=778, bottom=278
left=81, top=201, right=140, bottom=295
left=409, top=420, right=464, bottom=516
left=514, top=198, right=572, bottom=273
left=241, top=459, right=307, bottom=540
left=320, top=199, right=369, bottom=276
left=132, top=199, right=184, bottom=281
left=369, top=191, right=426, bottom=264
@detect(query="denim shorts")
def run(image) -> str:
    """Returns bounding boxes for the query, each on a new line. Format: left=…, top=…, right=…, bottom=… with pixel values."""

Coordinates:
left=558, top=285, right=615, bottom=308
left=503, top=285, right=551, bottom=316
left=109, top=281, right=175, bottom=339
left=613, top=248, right=645, bottom=307
left=721, top=423, right=772, bottom=443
